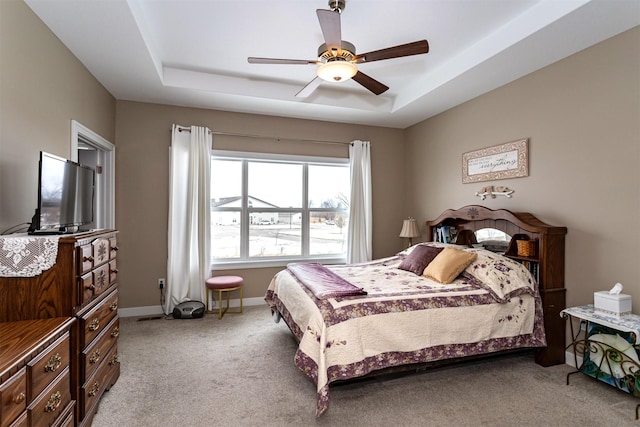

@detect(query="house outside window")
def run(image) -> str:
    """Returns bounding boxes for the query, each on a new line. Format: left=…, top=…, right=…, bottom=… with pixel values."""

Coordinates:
left=211, top=151, right=349, bottom=268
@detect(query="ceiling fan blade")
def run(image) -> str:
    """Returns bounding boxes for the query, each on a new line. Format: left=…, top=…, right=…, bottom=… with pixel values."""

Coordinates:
left=296, top=76, right=323, bottom=98
left=248, top=57, right=318, bottom=65
left=352, top=71, right=389, bottom=95
left=353, top=40, right=429, bottom=63
left=316, top=9, right=341, bottom=50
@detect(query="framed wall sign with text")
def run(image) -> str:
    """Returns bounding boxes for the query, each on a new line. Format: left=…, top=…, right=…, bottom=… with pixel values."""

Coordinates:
left=462, top=139, right=529, bottom=183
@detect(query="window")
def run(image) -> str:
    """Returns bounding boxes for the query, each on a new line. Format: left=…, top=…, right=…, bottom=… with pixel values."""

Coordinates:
left=211, top=152, right=349, bottom=267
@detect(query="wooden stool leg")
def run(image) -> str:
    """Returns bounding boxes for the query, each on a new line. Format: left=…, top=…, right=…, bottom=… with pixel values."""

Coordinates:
left=239, top=286, right=243, bottom=314
left=222, top=289, right=231, bottom=316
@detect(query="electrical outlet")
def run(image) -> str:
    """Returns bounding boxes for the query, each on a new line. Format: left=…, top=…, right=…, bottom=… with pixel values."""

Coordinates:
left=158, top=278, right=165, bottom=289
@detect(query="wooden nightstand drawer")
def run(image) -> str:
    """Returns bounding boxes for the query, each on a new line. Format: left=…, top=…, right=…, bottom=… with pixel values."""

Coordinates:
left=82, top=317, right=119, bottom=380
left=27, top=332, right=70, bottom=401
left=27, top=367, right=71, bottom=427
left=0, top=367, right=26, bottom=427
left=79, top=289, right=119, bottom=349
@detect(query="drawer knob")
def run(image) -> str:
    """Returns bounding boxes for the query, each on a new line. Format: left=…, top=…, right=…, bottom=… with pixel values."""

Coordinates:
left=111, top=268, right=119, bottom=274
left=88, top=382, right=100, bottom=397
left=111, top=245, right=119, bottom=252
left=110, top=302, right=118, bottom=311
left=111, top=326, right=120, bottom=338
left=13, top=392, right=25, bottom=405
left=45, top=391, right=62, bottom=413
left=89, top=318, right=100, bottom=331
left=85, top=284, right=96, bottom=291
left=89, top=349, right=101, bottom=364
left=83, top=255, right=94, bottom=263
left=44, top=353, right=62, bottom=372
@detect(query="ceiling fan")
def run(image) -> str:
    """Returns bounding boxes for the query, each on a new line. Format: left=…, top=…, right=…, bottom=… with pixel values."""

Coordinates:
left=248, top=0, right=429, bottom=98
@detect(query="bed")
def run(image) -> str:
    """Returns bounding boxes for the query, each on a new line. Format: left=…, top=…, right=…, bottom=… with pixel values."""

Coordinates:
left=264, top=205, right=567, bottom=416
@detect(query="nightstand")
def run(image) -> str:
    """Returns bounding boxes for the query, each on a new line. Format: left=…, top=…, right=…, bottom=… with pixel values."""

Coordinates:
left=561, top=305, right=640, bottom=418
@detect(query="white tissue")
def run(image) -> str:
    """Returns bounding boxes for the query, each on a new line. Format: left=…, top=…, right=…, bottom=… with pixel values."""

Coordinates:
left=609, top=282, right=623, bottom=295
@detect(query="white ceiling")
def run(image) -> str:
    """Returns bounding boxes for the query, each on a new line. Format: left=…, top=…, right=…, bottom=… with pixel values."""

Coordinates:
left=25, top=0, right=640, bottom=129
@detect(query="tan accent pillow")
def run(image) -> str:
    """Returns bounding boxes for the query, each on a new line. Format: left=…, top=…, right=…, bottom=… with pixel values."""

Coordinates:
left=423, top=247, right=478, bottom=284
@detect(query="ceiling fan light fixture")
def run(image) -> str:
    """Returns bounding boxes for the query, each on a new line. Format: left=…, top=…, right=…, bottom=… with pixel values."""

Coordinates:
left=317, top=60, right=357, bottom=82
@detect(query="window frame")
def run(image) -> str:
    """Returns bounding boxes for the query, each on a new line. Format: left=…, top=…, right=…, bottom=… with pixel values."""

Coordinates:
left=211, top=150, right=349, bottom=270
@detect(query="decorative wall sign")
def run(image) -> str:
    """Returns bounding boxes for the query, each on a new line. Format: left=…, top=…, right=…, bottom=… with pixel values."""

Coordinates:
left=462, top=139, right=529, bottom=183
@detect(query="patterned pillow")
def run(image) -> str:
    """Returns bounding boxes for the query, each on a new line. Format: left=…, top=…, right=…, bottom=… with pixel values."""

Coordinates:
left=423, top=247, right=477, bottom=284
left=464, top=248, right=535, bottom=300
left=398, top=245, right=444, bottom=275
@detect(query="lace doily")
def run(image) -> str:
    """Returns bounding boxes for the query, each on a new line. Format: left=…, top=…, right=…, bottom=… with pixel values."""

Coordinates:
left=0, top=235, right=60, bottom=277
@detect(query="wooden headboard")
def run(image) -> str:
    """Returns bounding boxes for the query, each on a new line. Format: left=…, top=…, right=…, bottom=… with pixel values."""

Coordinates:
left=427, top=205, right=568, bottom=366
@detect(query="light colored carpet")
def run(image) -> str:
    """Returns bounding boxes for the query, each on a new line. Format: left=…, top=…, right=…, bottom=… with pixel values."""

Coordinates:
left=92, top=305, right=639, bottom=426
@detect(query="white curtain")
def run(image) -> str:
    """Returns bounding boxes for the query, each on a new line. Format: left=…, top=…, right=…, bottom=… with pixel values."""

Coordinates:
left=166, top=124, right=212, bottom=314
left=347, top=140, right=372, bottom=263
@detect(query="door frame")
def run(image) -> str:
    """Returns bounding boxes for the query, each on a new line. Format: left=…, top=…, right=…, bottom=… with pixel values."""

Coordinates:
left=70, top=120, right=115, bottom=229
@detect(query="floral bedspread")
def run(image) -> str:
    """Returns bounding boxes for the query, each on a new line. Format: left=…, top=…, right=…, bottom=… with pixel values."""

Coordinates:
left=265, top=247, right=547, bottom=417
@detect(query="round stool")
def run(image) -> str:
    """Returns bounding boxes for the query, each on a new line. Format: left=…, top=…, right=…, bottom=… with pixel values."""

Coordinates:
left=205, top=276, right=243, bottom=319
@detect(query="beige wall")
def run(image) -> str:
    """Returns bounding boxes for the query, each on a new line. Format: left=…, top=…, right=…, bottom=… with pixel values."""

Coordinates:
left=115, top=101, right=406, bottom=307
left=0, top=0, right=116, bottom=231
left=405, top=27, right=640, bottom=310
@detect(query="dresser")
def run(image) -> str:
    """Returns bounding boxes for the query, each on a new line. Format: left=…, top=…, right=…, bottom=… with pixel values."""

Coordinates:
left=0, top=230, right=121, bottom=426
left=0, top=318, right=75, bottom=427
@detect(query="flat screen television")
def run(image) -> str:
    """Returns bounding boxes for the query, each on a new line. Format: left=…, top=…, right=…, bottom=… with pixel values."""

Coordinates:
left=28, top=151, right=95, bottom=234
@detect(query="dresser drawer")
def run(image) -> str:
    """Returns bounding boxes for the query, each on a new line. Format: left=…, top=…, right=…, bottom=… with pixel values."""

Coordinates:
left=109, top=236, right=118, bottom=260
left=77, top=236, right=112, bottom=277
left=52, top=402, right=74, bottom=427
left=80, top=263, right=112, bottom=305
left=79, top=289, right=119, bottom=349
left=92, top=237, right=111, bottom=267
left=0, top=367, right=26, bottom=427
left=27, top=367, right=71, bottom=427
left=82, top=317, right=119, bottom=380
left=27, top=333, right=70, bottom=401
left=81, top=345, right=118, bottom=419
left=77, top=244, right=93, bottom=275
left=109, top=259, right=118, bottom=285
left=7, top=412, right=26, bottom=427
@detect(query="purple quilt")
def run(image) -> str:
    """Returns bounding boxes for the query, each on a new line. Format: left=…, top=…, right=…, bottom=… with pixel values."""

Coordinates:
left=287, top=262, right=367, bottom=299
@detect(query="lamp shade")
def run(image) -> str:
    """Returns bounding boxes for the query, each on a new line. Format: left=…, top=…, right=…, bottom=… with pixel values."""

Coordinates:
left=317, top=60, right=357, bottom=82
left=399, top=218, right=420, bottom=238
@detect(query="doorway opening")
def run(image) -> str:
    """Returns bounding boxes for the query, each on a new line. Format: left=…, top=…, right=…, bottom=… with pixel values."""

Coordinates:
left=70, top=120, right=115, bottom=230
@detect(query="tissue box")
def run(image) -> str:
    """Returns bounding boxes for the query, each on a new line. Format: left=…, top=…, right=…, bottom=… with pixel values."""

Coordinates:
left=594, top=291, right=632, bottom=315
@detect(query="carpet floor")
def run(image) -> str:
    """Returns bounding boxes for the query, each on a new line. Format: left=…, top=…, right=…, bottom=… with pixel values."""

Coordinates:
left=92, top=305, right=639, bottom=426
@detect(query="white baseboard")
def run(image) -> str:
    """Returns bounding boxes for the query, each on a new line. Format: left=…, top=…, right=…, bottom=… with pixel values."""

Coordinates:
left=118, top=296, right=266, bottom=318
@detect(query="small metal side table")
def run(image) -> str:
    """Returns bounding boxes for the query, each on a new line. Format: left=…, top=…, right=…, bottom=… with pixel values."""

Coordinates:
left=561, top=305, right=640, bottom=418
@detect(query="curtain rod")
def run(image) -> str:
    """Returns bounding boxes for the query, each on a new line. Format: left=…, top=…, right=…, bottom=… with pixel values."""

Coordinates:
left=173, top=126, right=351, bottom=146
